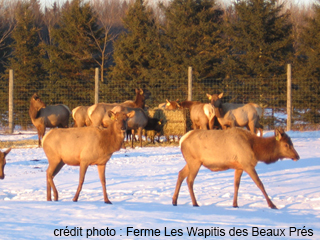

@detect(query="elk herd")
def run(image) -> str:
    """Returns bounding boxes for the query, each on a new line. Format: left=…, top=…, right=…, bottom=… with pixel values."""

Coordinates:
left=0, top=89, right=301, bottom=210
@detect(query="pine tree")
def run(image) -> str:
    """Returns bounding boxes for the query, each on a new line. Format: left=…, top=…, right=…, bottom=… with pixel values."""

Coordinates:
left=108, top=0, right=162, bottom=103
left=5, top=0, right=43, bottom=127
left=42, top=0, right=101, bottom=106
left=225, top=0, right=293, bottom=105
left=294, top=0, right=320, bottom=123
left=161, top=0, right=225, bottom=79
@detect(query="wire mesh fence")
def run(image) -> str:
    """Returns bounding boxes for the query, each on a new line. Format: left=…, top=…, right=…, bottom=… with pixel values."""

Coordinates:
left=0, top=69, right=319, bottom=133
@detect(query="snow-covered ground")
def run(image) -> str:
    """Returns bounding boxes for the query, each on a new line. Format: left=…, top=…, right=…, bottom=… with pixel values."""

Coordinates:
left=0, top=130, right=319, bottom=239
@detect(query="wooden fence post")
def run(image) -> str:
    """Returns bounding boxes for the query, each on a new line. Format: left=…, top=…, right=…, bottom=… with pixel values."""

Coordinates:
left=8, top=69, right=14, bottom=134
left=95, top=67, right=99, bottom=104
left=287, top=64, right=292, bottom=131
left=188, top=66, right=192, bottom=101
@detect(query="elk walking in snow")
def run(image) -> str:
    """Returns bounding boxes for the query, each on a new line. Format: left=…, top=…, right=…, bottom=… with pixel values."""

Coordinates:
left=43, top=109, right=135, bottom=203
left=173, top=128, right=300, bottom=209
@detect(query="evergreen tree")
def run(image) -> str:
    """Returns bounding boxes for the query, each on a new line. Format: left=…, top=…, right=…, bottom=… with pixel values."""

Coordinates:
left=5, top=0, right=43, bottom=127
left=158, top=0, right=226, bottom=102
left=225, top=0, right=293, bottom=104
left=42, top=0, right=101, bottom=106
left=108, top=0, right=162, bottom=103
left=294, top=0, right=320, bottom=123
left=161, top=0, right=225, bottom=81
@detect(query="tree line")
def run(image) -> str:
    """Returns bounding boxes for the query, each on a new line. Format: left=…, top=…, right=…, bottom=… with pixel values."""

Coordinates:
left=0, top=0, right=320, bottom=126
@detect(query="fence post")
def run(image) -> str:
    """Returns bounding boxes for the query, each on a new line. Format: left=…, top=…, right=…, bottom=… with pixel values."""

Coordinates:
left=188, top=66, right=192, bottom=101
left=8, top=69, right=14, bottom=134
left=287, top=64, right=292, bottom=131
left=95, top=67, right=99, bottom=104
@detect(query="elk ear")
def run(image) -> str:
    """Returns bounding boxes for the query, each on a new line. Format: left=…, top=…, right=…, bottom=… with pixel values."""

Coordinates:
left=274, top=129, right=282, bottom=141
left=218, top=92, right=224, bottom=99
left=108, top=111, right=116, bottom=120
left=140, top=89, right=144, bottom=95
left=127, top=111, right=135, bottom=118
left=206, top=93, right=212, bottom=100
left=4, top=148, right=11, bottom=157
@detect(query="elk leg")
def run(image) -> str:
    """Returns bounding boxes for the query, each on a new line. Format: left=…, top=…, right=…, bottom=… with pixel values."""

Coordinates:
left=248, top=121, right=256, bottom=134
left=172, top=164, right=189, bottom=206
left=131, top=129, right=134, bottom=148
left=186, top=162, right=201, bottom=207
left=46, top=160, right=64, bottom=201
left=138, top=127, right=143, bottom=147
left=233, top=169, right=243, bottom=208
left=97, top=164, right=112, bottom=204
left=73, top=162, right=89, bottom=202
left=37, top=125, right=46, bottom=147
left=245, top=168, right=277, bottom=209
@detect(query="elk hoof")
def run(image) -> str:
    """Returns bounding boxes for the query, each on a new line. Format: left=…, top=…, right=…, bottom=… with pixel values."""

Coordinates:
left=105, top=200, right=112, bottom=204
left=193, top=204, right=199, bottom=207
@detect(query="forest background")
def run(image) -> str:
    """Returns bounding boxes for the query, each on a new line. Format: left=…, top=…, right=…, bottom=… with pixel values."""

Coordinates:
left=0, top=0, right=320, bottom=129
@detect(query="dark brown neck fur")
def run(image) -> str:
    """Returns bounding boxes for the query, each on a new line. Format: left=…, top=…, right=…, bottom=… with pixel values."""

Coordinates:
left=134, top=91, right=145, bottom=109
left=251, top=136, right=281, bottom=164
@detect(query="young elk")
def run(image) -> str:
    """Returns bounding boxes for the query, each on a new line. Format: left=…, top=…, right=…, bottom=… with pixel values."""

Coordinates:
left=0, top=149, right=11, bottom=179
left=43, top=109, right=135, bottom=203
left=173, top=128, right=300, bottom=209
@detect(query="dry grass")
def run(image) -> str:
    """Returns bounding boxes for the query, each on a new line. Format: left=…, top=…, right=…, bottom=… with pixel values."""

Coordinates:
left=0, top=139, right=38, bottom=149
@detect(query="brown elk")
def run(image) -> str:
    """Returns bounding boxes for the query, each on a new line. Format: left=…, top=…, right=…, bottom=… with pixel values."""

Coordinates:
left=42, top=109, right=135, bottom=203
left=72, top=106, right=91, bottom=127
left=164, top=99, right=180, bottom=110
left=0, top=148, right=11, bottom=180
left=173, top=128, right=300, bottom=209
left=179, top=100, right=201, bottom=109
left=208, top=93, right=263, bottom=136
left=121, top=88, right=146, bottom=109
left=29, top=93, right=71, bottom=147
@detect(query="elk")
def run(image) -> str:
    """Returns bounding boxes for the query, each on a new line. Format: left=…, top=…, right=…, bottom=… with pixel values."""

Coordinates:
left=208, top=93, right=263, bottom=136
left=121, top=88, right=146, bottom=109
left=72, top=106, right=91, bottom=127
left=179, top=100, right=201, bottom=109
left=189, top=102, right=216, bottom=130
left=173, top=128, right=300, bottom=209
left=144, top=117, right=163, bottom=143
left=164, top=99, right=180, bottom=110
left=87, top=103, right=118, bottom=127
left=42, top=109, right=135, bottom=203
left=113, top=106, right=148, bottom=148
left=29, top=93, right=71, bottom=147
left=0, top=148, right=11, bottom=180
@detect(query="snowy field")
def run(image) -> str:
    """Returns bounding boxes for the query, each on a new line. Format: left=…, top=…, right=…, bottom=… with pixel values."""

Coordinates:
left=0, top=130, right=319, bottom=240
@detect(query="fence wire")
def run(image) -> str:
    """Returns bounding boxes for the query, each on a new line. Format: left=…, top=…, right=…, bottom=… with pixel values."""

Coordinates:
left=0, top=73, right=319, bottom=132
